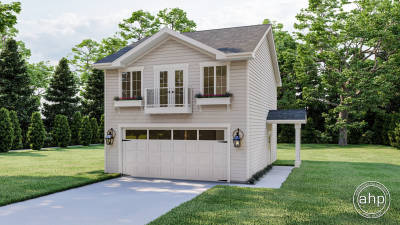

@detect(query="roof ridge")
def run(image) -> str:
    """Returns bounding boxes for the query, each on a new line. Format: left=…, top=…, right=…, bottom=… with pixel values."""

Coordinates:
left=182, top=24, right=270, bottom=34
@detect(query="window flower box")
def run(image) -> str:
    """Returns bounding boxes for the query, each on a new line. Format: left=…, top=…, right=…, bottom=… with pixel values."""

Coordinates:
left=195, top=93, right=232, bottom=106
left=114, top=96, right=143, bottom=107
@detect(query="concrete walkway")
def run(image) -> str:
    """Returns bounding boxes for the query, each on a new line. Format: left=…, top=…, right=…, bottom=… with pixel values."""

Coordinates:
left=0, top=166, right=293, bottom=225
left=231, top=166, right=294, bottom=188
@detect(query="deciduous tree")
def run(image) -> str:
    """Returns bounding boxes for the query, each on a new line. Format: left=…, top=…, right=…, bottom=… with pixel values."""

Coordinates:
left=157, top=8, right=196, bottom=32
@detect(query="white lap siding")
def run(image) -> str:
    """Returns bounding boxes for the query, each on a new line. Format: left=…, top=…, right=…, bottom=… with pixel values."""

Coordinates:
left=104, top=38, right=248, bottom=181
left=247, top=36, right=278, bottom=176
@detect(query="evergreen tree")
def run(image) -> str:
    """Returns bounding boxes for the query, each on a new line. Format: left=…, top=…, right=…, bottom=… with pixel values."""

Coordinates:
left=70, top=111, right=82, bottom=145
left=90, top=117, right=98, bottom=144
left=9, top=110, right=22, bottom=149
left=0, top=39, right=39, bottom=137
left=82, top=69, right=104, bottom=121
left=27, top=112, right=46, bottom=150
left=98, top=114, right=104, bottom=143
left=42, top=58, right=79, bottom=129
left=52, top=114, right=71, bottom=147
left=0, top=108, right=13, bottom=152
left=79, top=116, right=92, bottom=146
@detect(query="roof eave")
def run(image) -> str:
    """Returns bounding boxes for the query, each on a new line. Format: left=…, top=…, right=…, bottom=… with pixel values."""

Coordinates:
left=266, top=119, right=307, bottom=124
left=93, top=62, right=123, bottom=70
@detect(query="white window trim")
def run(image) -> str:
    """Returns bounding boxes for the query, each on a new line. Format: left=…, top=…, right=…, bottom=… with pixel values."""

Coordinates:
left=199, top=62, right=230, bottom=95
left=119, top=66, right=144, bottom=98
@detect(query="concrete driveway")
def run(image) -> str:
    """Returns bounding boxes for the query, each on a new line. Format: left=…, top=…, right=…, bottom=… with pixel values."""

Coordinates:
left=0, top=166, right=293, bottom=225
left=0, top=177, right=217, bottom=225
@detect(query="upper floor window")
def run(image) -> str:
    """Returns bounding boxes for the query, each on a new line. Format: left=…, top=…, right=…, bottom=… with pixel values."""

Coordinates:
left=201, top=63, right=228, bottom=96
left=121, top=67, right=143, bottom=98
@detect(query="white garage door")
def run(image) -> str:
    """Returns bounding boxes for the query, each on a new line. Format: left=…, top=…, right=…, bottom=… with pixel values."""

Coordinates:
left=122, top=129, right=228, bottom=181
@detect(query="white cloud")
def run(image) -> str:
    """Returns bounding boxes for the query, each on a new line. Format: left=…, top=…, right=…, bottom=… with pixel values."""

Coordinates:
left=10, top=0, right=308, bottom=64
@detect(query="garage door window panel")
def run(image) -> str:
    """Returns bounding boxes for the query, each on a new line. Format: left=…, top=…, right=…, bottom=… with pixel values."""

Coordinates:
left=149, top=130, right=171, bottom=140
left=199, top=130, right=225, bottom=140
left=126, top=130, right=147, bottom=139
left=173, top=130, right=197, bottom=140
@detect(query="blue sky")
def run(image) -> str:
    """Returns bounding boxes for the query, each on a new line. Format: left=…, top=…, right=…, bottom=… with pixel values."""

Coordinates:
left=5, top=0, right=308, bottom=64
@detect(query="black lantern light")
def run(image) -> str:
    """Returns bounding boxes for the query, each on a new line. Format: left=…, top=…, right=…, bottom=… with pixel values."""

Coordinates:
left=105, top=128, right=116, bottom=145
left=232, top=128, right=244, bottom=148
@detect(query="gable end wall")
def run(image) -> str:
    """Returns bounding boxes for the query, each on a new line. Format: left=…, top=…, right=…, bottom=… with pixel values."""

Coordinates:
left=247, top=35, right=278, bottom=176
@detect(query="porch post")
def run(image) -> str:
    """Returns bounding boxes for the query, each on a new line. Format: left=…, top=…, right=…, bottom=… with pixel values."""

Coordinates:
left=295, top=123, right=301, bottom=167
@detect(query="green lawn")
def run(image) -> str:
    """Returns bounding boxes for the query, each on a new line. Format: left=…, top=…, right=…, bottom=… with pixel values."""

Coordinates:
left=0, top=145, right=118, bottom=206
left=150, top=144, right=400, bottom=225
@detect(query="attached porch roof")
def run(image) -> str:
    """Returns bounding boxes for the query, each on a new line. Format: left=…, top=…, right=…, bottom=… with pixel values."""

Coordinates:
left=267, top=110, right=307, bottom=124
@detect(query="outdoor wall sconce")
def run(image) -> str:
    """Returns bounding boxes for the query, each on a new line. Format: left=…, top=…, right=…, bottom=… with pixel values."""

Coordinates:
left=105, top=128, right=116, bottom=145
left=232, top=128, right=244, bottom=148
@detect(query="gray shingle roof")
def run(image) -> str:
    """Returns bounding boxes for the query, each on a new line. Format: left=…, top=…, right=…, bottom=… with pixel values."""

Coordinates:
left=267, top=110, right=307, bottom=121
left=96, top=24, right=270, bottom=64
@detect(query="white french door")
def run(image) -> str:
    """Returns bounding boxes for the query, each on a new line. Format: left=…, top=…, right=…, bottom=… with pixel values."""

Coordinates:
left=154, top=64, right=188, bottom=107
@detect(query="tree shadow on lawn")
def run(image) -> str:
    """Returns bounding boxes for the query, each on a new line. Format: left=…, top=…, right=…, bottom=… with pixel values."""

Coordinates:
left=150, top=160, right=400, bottom=225
left=0, top=173, right=119, bottom=207
left=278, top=143, right=394, bottom=151
left=0, top=151, right=47, bottom=157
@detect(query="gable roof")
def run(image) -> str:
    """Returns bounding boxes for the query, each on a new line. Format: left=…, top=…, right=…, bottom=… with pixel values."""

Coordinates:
left=94, top=24, right=281, bottom=86
left=96, top=24, right=270, bottom=64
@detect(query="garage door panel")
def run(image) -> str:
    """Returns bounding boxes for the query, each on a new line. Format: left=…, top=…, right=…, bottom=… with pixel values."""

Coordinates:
left=123, top=129, right=228, bottom=181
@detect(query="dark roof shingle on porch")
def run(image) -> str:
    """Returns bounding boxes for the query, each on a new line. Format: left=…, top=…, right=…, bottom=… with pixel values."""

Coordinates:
left=267, top=110, right=307, bottom=121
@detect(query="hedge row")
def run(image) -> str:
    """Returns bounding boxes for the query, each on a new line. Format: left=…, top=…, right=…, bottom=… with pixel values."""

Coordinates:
left=0, top=107, right=104, bottom=152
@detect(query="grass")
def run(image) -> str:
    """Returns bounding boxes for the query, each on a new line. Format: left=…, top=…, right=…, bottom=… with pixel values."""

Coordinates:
left=0, top=145, right=119, bottom=206
left=150, top=144, right=400, bottom=225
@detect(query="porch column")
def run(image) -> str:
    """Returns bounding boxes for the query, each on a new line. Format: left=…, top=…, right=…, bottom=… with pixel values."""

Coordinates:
left=295, top=123, right=301, bottom=167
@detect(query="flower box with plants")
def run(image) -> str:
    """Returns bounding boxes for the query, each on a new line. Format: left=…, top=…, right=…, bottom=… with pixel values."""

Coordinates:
left=195, top=92, right=232, bottom=105
left=113, top=96, right=143, bottom=107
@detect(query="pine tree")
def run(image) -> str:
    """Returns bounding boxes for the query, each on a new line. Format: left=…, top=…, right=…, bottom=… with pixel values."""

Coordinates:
left=98, top=114, right=104, bottom=143
left=42, top=58, right=79, bottom=129
left=0, top=40, right=39, bottom=138
left=90, top=117, right=98, bottom=144
left=0, top=108, right=13, bottom=152
left=27, top=112, right=46, bottom=150
left=9, top=110, right=22, bottom=149
left=79, top=116, right=92, bottom=146
left=82, top=69, right=104, bottom=121
left=70, top=111, right=82, bottom=145
left=52, top=114, right=71, bottom=147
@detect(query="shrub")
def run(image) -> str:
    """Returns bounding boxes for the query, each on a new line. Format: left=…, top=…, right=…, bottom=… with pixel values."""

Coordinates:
left=79, top=116, right=92, bottom=146
left=52, top=115, right=71, bottom=147
left=90, top=117, right=98, bottom=144
left=9, top=110, right=22, bottom=150
left=70, top=111, right=82, bottom=145
left=389, top=123, right=400, bottom=149
left=98, top=114, right=104, bottom=143
left=27, top=112, right=46, bottom=150
left=0, top=108, right=13, bottom=152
